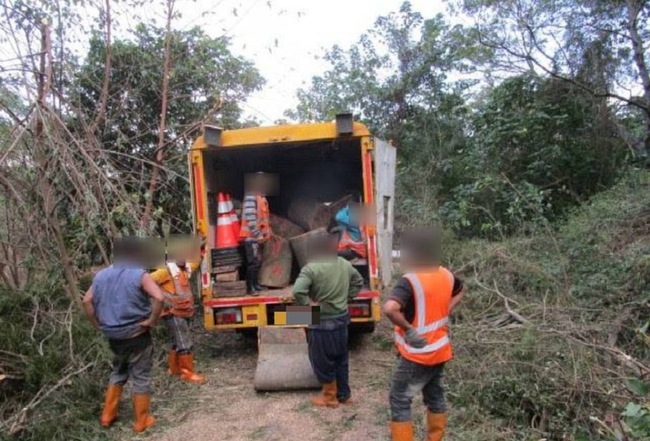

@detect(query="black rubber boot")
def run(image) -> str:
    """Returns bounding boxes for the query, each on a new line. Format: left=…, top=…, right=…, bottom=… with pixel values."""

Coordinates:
left=246, top=267, right=260, bottom=296
left=251, top=267, right=264, bottom=292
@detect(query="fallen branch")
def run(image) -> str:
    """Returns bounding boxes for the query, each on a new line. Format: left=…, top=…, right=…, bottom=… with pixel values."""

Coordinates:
left=473, top=276, right=531, bottom=325
left=2, top=361, right=95, bottom=435
left=548, top=329, right=650, bottom=376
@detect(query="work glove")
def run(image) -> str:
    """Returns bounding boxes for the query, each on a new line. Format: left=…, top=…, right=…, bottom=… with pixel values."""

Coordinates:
left=405, top=328, right=427, bottom=349
left=280, top=295, right=294, bottom=303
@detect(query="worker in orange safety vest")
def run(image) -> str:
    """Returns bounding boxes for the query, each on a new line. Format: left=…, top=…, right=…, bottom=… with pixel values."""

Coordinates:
left=382, top=227, right=466, bottom=441
left=239, top=172, right=272, bottom=295
left=150, top=236, right=206, bottom=384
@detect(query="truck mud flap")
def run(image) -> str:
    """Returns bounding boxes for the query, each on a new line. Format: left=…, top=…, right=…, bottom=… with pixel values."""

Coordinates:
left=253, top=326, right=320, bottom=392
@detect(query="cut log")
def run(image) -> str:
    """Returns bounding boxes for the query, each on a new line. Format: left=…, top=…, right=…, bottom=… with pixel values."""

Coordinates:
left=287, top=194, right=356, bottom=232
left=270, top=214, right=305, bottom=239
left=287, top=198, right=332, bottom=231
left=259, top=235, right=292, bottom=288
left=253, top=327, right=320, bottom=391
left=289, top=228, right=327, bottom=268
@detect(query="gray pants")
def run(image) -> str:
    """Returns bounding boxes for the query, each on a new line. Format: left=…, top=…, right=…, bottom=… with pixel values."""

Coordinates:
left=165, top=315, right=193, bottom=353
left=108, top=332, right=153, bottom=394
left=389, top=356, right=446, bottom=422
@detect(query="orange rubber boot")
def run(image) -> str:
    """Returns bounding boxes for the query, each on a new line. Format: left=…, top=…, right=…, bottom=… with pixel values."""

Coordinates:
left=167, top=349, right=180, bottom=376
left=390, top=421, right=414, bottom=441
left=178, top=353, right=207, bottom=384
left=132, top=393, right=156, bottom=433
left=310, top=381, right=339, bottom=408
left=426, top=411, right=447, bottom=441
left=99, top=384, right=123, bottom=427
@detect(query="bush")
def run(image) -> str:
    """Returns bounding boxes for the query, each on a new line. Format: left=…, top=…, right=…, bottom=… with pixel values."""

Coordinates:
left=444, top=168, right=650, bottom=439
left=0, top=283, right=113, bottom=441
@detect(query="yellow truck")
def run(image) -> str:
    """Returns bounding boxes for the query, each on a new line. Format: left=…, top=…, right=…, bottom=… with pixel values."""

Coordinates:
left=187, top=114, right=396, bottom=390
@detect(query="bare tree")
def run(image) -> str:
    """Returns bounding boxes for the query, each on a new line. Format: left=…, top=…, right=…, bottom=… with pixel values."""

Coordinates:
left=460, top=0, right=650, bottom=156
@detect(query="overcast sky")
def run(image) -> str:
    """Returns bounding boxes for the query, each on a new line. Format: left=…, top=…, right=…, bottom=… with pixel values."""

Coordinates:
left=133, top=0, right=449, bottom=124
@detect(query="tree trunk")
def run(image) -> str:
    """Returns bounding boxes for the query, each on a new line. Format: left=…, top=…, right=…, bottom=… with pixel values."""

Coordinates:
left=625, top=0, right=650, bottom=156
left=35, top=23, right=81, bottom=307
left=140, top=0, right=175, bottom=232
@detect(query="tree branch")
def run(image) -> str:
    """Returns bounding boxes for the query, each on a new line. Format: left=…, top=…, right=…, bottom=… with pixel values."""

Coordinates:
left=90, top=0, right=112, bottom=133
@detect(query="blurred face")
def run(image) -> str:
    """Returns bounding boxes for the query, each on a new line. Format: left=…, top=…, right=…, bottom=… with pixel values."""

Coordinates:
left=250, top=176, right=264, bottom=194
left=245, top=173, right=279, bottom=196
left=400, top=228, right=442, bottom=269
left=167, top=236, right=200, bottom=265
left=308, top=234, right=338, bottom=261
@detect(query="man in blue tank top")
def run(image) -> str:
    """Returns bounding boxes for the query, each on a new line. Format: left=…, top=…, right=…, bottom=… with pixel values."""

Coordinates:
left=82, top=238, right=165, bottom=434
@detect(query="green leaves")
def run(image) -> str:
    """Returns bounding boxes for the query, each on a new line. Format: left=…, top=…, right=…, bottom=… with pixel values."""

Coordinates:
left=621, top=401, right=650, bottom=439
left=625, top=379, right=650, bottom=397
left=623, top=402, right=644, bottom=418
left=73, top=23, right=264, bottom=234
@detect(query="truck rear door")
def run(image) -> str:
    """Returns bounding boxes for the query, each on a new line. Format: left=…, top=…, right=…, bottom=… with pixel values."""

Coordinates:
left=373, top=138, right=396, bottom=288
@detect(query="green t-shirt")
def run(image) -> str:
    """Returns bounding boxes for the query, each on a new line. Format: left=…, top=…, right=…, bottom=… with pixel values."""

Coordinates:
left=292, top=256, right=364, bottom=319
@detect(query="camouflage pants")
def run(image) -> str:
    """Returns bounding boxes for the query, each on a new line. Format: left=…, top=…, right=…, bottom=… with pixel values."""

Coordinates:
left=164, top=315, right=194, bottom=354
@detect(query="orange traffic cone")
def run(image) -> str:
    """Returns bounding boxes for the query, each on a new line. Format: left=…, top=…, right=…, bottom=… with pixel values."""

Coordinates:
left=216, top=195, right=239, bottom=249
left=225, top=193, right=240, bottom=238
left=217, top=192, right=230, bottom=214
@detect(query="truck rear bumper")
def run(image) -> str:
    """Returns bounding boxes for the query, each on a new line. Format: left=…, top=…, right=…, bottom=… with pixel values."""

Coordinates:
left=204, top=290, right=381, bottom=331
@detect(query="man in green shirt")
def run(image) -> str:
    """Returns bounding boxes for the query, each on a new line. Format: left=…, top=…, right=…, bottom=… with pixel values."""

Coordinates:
left=290, top=231, right=364, bottom=408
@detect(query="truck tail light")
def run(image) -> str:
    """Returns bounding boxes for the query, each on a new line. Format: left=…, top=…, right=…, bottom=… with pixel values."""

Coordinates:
left=349, top=302, right=370, bottom=318
left=215, top=307, right=242, bottom=325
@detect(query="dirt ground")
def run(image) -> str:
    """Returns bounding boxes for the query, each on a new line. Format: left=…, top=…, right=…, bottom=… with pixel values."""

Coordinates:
left=111, top=319, right=447, bottom=441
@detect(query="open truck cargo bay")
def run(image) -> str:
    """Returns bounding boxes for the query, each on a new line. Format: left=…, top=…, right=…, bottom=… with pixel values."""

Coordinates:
left=188, top=117, right=396, bottom=333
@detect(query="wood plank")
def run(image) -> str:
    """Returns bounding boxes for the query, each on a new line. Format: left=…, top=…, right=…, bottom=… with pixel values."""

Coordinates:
left=213, top=281, right=247, bottom=297
left=215, top=270, right=239, bottom=282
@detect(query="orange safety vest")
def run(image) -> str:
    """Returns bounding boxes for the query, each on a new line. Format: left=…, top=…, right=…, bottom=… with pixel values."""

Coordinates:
left=162, top=262, right=195, bottom=319
left=394, top=267, right=454, bottom=366
left=239, top=195, right=271, bottom=242
left=338, top=230, right=367, bottom=258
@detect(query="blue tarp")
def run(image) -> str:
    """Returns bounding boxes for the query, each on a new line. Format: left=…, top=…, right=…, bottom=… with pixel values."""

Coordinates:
left=335, top=205, right=362, bottom=242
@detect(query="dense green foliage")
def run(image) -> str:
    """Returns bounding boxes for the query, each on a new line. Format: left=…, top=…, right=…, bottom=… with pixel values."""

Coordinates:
left=445, top=169, right=650, bottom=439
left=289, top=4, right=632, bottom=238
left=441, top=75, right=626, bottom=236
left=74, top=24, right=264, bottom=234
